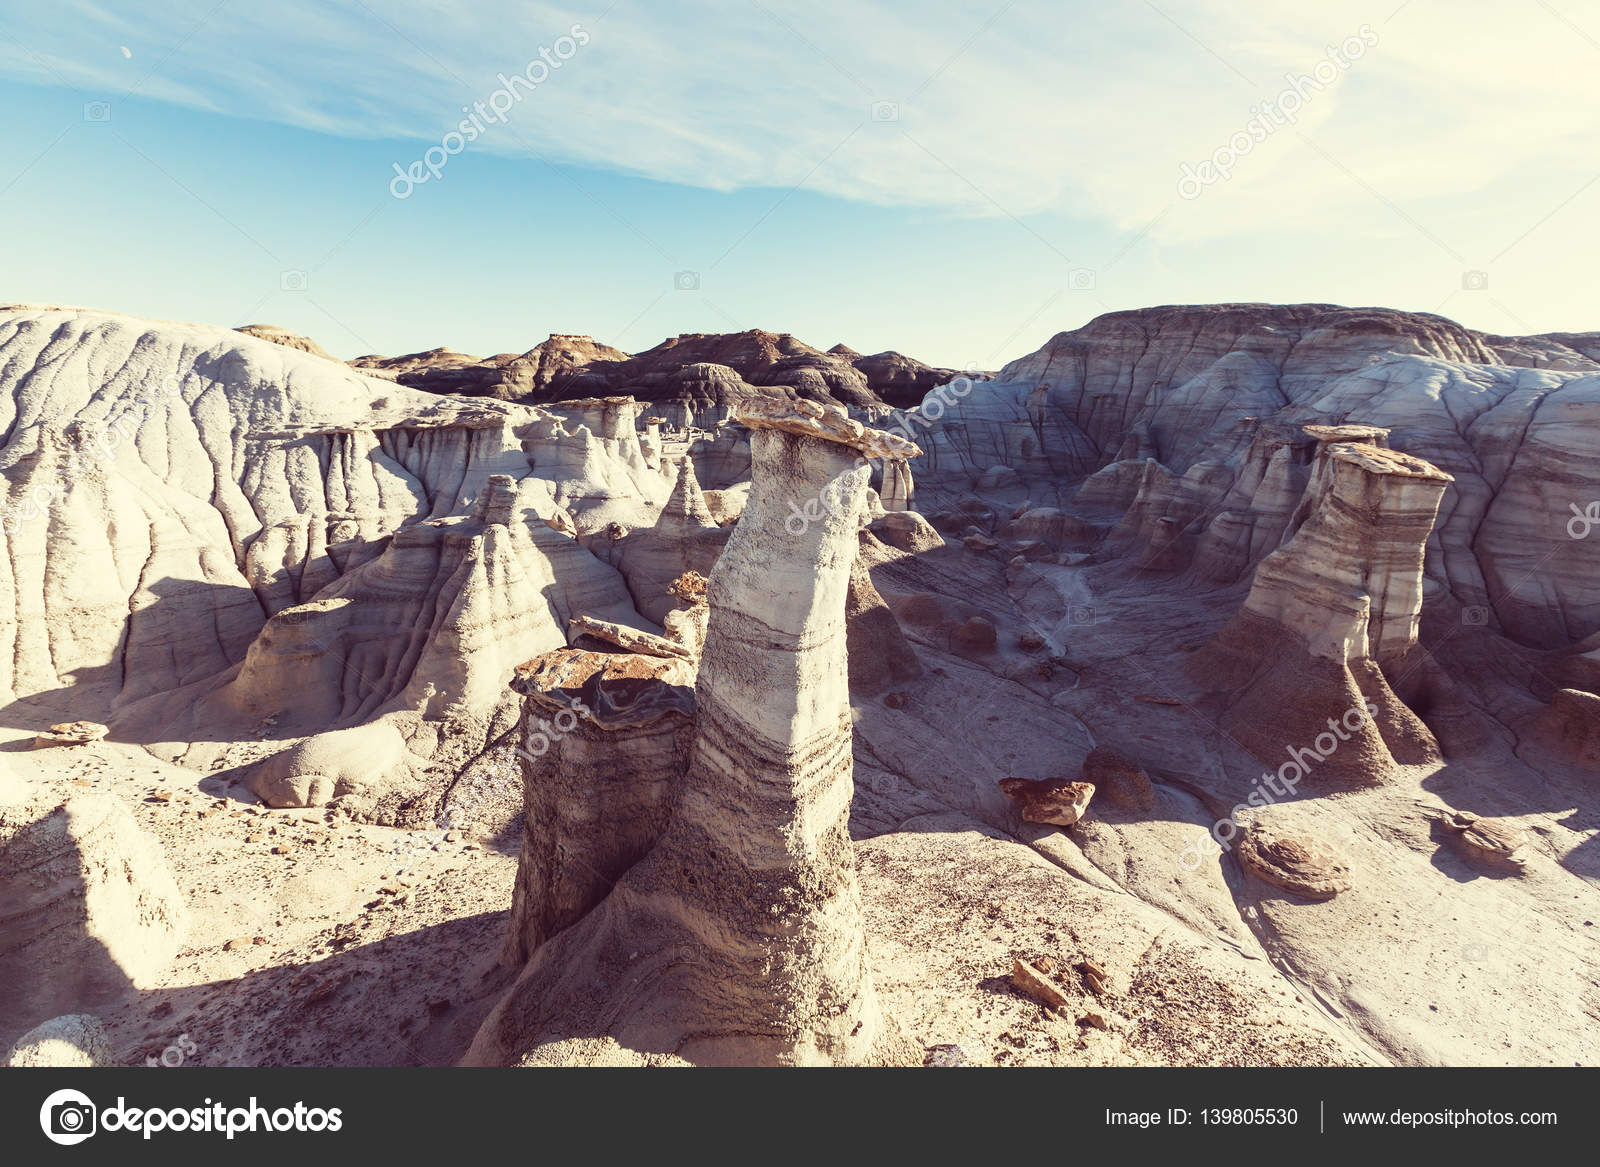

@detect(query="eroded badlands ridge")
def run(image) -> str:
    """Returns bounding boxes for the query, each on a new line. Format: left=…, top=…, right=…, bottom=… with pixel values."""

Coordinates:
left=343, top=327, right=964, bottom=417
left=2, top=301, right=1598, bottom=1067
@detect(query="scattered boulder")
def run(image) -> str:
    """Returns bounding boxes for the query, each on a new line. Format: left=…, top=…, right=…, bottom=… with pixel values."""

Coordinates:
left=34, top=721, right=108, bottom=747
left=954, top=616, right=998, bottom=655
left=667, top=569, right=708, bottom=605
left=897, top=592, right=947, bottom=628
left=1439, top=810, right=1529, bottom=874
left=5, top=1014, right=114, bottom=1067
left=248, top=721, right=411, bottom=809
left=1011, top=957, right=1070, bottom=1011
left=1537, top=688, right=1600, bottom=765
left=1080, top=747, right=1156, bottom=812
left=1236, top=821, right=1352, bottom=899
left=997, top=777, right=1095, bottom=826
left=870, top=510, right=945, bottom=554
left=1078, top=958, right=1110, bottom=995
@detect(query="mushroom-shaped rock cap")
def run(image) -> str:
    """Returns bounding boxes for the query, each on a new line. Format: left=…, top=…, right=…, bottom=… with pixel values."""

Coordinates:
left=559, top=395, right=639, bottom=409
left=1303, top=423, right=1390, bottom=445
left=735, top=397, right=922, bottom=461
left=1328, top=441, right=1454, bottom=482
left=667, top=570, right=709, bottom=605
left=512, top=648, right=696, bottom=729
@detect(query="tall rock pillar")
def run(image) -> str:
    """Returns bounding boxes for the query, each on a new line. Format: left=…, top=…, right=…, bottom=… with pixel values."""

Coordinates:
left=466, top=400, right=919, bottom=1065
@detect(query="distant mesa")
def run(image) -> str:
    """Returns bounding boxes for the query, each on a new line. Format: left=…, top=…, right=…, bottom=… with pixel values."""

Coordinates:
left=340, top=326, right=964, bottom=414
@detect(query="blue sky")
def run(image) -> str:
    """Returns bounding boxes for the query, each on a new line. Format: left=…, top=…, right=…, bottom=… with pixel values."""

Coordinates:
left=1, top=0, right=1597, bottom=367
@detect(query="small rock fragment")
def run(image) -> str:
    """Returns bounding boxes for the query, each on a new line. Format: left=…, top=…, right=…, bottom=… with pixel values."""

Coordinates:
left=1237, top=821, right=1352, bottom=899
left=33, top=721, right=109, bottom=747
left=1440, top=810, right=1528, bottom=874
left=1011, top=957, right=1070, bottom=1011
left=954, top=616, right=998, bottom=653
left=997, top=776, right=1095, bottom=826
left=1078, top=958, right=1110, bottom=995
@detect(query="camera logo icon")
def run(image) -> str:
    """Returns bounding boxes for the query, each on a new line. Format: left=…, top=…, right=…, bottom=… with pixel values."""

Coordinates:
left=1462, top=605, right=1489, bottom=626
left=1462, top=270, right=1489, bottom=291
left=1068, top=604, right=1097, bottom=626
left=40, top=1089, right=97, bottom=1145
left=673, top=270, right=700, bottom=291
left=1068, top=267, right=1097, bottom=291
left=870, top=100, right=899, bottom=122
left=280, top=270, right=308, bottom=293
left=83, top=101, right=112, bottom=123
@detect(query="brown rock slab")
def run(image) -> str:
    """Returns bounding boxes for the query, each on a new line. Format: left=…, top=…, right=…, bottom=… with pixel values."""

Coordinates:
left=33, top=721, right=108, bottom=747
left=1440, top=810, right=1528, bottom=874
left=997, top=777, right=1095, bottom=826
left=1011, top=958, right=1069, bottom=1011
left=1236, top=822, right=1352, bottom=900
left=667, top=570, right=709, bottom=604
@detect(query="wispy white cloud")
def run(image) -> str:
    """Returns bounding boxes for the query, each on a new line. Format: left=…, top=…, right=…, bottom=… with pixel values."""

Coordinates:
left=2, top=0, right=1597, bottom=290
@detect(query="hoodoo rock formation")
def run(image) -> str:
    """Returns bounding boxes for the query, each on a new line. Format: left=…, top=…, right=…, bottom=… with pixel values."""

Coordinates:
left=468, top=400, right=918, bottom=1065
left=5, top=300, right=1600, bottom=1068
left=1193, top=437, right=1453, bottom=782
left=499, top=648, right=698, bottom=965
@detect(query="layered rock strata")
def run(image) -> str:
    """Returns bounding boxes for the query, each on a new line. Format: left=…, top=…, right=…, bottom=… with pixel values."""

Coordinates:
left=1193, top=441, right=1453, bottom=781
left=500, top=649, right=697, bottom=966
left=468, top=401, right=919, bottom=1065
